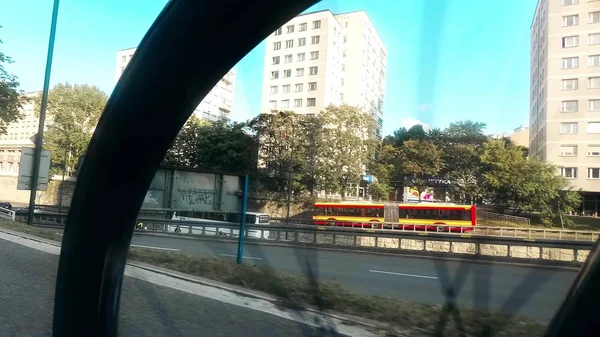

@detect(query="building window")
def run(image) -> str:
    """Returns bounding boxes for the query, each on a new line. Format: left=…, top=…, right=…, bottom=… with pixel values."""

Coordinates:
left=269, top=100, right=277, bottom=109
left=562, top=35, right=579, bottom=48
left=561, top=100, right=578, bottom=112
left=286, top=25, right=294, bottom=33
left=309, top=66, right=318, bottom=75
left=561, top=122, right=578, bottom=134
left=562, top=57, right=579, bottom=69
left=562, top=78, right=578, bottom=90
left=310, top=51, right=319, bottom=60
left=561, top=167, right=578, bottom=179
left=296, top=68, right=304, bottom=76
left=274, top=42, right=281, bottom=50
left=297, top=53, right=305, bottom=62
left=590, top=11, right=600, bottom=24
left=295, top=83, right=303, bottom=92
left=589, top=168, right=600, bottom=179
left=560, top=145, right=577, bottom=156
left=299, top=23, right=307, bottom=31
left=271, top=71, right=279, bottom=79
left=270, top=86, right=278, bottom=94
left=284, top=54, right=292, bottom=63
left=298, top=37, right=306, bottom=46
left=589, top=33, right=600, bottom=45
left=272, top=56, right=280, bottom=65
left=563, top=14, right=579, bottom=26
left=312, top=20, right=321, bottom=29
left=275, top=27, right=282, bottom=36
left=282, top=85, right=290, bottom=93
left=311, top=36, right=320, bottom=44
left=588, top=145, right=600, bottom=156
left=589, top=77, right=600, bottom=88
left=590, top=100, right=600, bottom=111
left=294, top=99, right=303, bottom=107
left=283, top=69, right=291, bottom=78
left=281, top=99, right=289, bottom=108
left=308, top=82, right=317, bottom=91
left=563, top=0, right=578, bottom=5
left=307, top=98, right=316, bottom=107
left=589, top=55, right=600, bottom=66
left=588, top=122, right=600, bottom=133
left=285, top=40, right=293, bottom=48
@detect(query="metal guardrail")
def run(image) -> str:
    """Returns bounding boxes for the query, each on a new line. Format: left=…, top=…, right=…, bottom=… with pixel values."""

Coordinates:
left=9, top=212, right=600, bottom=243
left=270, top=217, right=600, bottom=242
left=131, top=218, right=594, bottom=251
left=477, top=210, right=531, bottom=227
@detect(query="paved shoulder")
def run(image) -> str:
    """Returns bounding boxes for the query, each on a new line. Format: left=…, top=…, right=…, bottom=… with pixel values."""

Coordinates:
left=0, top=237, right=346, bottom=337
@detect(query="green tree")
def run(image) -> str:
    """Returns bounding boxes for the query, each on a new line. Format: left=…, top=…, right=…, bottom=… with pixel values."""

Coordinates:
left=249, top=111, right=307, bottom=193
left=0, top=29, right=23, bottom=134
left=400, top=140, right=444, bottom=201
left=164, top=116, right=258, bottom=175
left=316, top=104, right=377, bottom=198
left=369, top=182, right=391, bottom=201
left=38, top=83, right=108, bottom=176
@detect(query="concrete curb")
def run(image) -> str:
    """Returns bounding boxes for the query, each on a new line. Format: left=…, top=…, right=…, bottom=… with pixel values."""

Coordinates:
left=0, top=226, right=386, bottom=334
left=126, top=260, right=382, bottom=332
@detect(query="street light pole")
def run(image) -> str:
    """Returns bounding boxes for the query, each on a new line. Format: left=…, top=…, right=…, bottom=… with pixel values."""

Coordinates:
left=27, top=0, right=60, bottom=225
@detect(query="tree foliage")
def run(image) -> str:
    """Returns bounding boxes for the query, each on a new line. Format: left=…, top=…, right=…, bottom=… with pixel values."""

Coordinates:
left=38, top=83, right=108, bottom=176
left=250, top=104, right=376, bottom=199
left=164, top=115, right=258, bottom=175
left=0, top=29, right=23, bottom=134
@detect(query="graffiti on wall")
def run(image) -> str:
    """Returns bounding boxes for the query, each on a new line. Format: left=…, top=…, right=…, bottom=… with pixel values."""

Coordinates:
left=178, top=188, right=214, bottom=206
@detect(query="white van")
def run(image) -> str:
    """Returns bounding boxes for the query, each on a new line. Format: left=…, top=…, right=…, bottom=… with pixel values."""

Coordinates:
left=167, top=211, right=270, bottom=239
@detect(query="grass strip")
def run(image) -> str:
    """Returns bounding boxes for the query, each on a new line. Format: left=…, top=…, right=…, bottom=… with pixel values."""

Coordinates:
left=0, top=220, right=546, bottom=336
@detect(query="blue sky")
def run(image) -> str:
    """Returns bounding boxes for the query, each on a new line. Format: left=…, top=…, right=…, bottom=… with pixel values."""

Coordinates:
left=1, top=0, right=537, bottom=136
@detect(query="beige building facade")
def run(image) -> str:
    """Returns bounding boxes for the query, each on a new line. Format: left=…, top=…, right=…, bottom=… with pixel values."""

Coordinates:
left=116, top=48, right=236, bottom=122
left=261, top=10, right=387, bottom=137
left=0, top=92, right=45, bottom=176
left=530, top=0, right=600, bottom=215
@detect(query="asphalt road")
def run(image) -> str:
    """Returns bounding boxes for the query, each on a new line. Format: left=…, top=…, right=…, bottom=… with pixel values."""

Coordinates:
left=0, top=238, right=346, bottom=337
left=131, top=234, right=579, bottom=324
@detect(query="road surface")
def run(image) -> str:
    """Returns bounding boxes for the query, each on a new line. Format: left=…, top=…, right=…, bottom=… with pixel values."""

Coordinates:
left=131, top=234, right=579, bottom=323
left=0, top=237, right=348, bottom=337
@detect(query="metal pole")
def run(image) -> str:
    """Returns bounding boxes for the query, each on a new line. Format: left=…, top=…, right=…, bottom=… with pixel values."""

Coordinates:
left=236, top=175, right=249, bottom=264
left=27, top=0, right=60, bottom=225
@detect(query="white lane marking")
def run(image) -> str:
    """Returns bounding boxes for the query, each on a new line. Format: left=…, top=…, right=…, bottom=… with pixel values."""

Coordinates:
left=220, top=253, right=262, bottom=260
left=369, top=269, right=438, bottom=280
left=131, top=244, right=180, bottom=251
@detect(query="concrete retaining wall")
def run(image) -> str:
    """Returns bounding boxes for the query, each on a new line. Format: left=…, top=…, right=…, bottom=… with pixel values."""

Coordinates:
left=291, top=232, right=590, bottom=264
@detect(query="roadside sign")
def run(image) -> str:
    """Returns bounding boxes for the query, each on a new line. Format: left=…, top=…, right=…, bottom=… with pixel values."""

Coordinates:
left=17, top=147, right=52, bottom=191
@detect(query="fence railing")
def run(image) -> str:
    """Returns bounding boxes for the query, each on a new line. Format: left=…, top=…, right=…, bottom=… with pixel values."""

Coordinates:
left=477, top=210, right=531, bottom=227
left=12, top=212, right=600, bottom=243
left=269, top=217, right=599, bottom=242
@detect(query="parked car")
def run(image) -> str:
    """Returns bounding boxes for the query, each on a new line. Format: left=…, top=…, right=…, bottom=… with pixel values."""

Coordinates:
left=0, top=202, right=12, bottom=210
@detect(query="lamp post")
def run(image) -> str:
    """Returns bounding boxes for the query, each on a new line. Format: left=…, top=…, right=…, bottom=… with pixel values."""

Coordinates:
left=279, top=111, right=295, bottom=225
left=27, top=0, right=60, bottom=225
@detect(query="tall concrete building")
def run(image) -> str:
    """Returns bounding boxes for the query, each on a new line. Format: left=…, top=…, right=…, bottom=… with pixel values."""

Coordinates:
left=116, top=48, right=236, bottom=122
left=260, top=10, right=387, bottom=137
left=530, top=0, right=600, bottom=215
left=0, top=92, right=45, bottom=176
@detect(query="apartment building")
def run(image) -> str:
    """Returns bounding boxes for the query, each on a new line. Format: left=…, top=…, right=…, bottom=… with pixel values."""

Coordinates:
left=115, top=48, right=236, bottom=122
left=0, top=91, right=45, bottom=176
left=530, top=0, right=600, bottom=215
left=261, top=10, right=387, bottom=137
left=490, top=125, right=530, bottom=148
